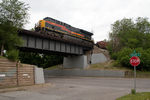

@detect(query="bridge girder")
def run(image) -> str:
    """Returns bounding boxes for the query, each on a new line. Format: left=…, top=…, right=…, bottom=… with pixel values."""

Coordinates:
left=18, top=30, right=93, bottom=55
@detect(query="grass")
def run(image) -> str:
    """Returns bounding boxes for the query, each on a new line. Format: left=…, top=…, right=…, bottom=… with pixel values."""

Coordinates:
left=45, top=64, right=63, bottom=70
left=88, top=60, right=131, bottom=71
left=45, top=60, right=129, bottom=71
left=116, top=92, right=150, bottom=100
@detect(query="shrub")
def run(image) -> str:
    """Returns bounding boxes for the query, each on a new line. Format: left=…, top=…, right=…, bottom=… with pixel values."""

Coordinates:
left=131, top=89, right=136, bottom=94
left=111, top=47, right=150, bottom=71
left=120, top=55, right=130, bottom=67
left=6, top=49, right=19, bottom=61
left=111, top=53, right=118, bottom=60
left=116, top=48, right=132, bottom=68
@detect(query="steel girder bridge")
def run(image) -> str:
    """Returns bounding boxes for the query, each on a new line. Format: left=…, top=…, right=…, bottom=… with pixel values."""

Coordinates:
left=18, top=29, right=93, bottom=56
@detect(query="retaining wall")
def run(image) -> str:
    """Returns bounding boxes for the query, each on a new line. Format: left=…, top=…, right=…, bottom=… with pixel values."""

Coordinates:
left=44, top=69, right=125, bottom=77
left=0, top=58, right=35, bottom=88
left=0, top=58, right=17, bottom=88
left=91, top=53, right=107, bottom=64
left=18, top=64, right=35, bottom=86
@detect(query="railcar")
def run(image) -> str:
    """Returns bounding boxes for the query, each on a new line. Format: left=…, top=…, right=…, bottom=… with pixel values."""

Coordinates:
left=35, top=17, right=93, bottom=42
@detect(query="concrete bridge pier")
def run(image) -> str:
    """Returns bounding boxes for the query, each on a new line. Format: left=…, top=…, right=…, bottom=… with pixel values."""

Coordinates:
left=63, top=55, right=89, bottom=69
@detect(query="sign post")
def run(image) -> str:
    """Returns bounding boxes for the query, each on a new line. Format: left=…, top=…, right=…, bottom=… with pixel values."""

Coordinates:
left=134, top=65, right=136, bottom=92
left=130, top=56, right=140, bottom=93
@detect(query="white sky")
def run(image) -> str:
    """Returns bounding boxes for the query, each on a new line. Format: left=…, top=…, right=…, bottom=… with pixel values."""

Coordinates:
left=20, top=0, right=150, bottom=42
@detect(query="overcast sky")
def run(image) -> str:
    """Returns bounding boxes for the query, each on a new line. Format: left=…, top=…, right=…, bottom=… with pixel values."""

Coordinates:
left=21, top=0, right=150, bottom=42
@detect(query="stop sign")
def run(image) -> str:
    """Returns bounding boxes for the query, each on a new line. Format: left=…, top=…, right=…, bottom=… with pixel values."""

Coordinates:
left=130, top=56, right=140, bottom=67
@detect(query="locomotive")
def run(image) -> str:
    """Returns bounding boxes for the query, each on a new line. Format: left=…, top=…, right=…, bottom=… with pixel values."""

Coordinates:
left=35, top=17, right=93, bottom=47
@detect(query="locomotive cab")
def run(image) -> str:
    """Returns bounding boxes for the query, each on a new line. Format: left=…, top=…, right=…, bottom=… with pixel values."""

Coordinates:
left=35, top=20, right=46, bottom=31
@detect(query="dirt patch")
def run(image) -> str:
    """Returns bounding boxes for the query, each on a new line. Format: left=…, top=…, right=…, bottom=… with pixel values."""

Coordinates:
left=0, top=83, right=53, bottom=93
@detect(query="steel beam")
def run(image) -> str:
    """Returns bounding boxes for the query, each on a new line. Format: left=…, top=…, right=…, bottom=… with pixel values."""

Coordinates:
left=19, top=34, right=84, bottom=55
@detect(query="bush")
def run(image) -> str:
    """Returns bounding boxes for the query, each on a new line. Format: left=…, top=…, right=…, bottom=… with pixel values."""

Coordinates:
left=19, top=52, right=63, bottom=68
left=6, top=49, right=19, bottom=61
left=116, top=48, right=132, bottom=68
left=120, top=55, right=130, bottom=67
left=112, top=60, right=120, bottom=67
left=111, top=53, right=118, bottom=60
left=111, top=48, right=150, bottom=71
left=131, top=89, right=136, bottom=94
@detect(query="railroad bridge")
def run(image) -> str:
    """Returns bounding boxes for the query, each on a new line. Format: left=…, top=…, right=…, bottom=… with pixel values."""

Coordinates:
left=18, top=29, right=94, bottom=68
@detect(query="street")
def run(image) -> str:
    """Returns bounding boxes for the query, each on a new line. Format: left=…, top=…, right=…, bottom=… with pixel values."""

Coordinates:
left=0, top=77, right=150, bottom=100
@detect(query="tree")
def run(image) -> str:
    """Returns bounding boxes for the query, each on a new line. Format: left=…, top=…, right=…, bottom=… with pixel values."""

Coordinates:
left=108, top=17, right=150, bottom=71
left=19, top=52, right=63, bottom=68
left=108, top=17, right=150, bottom=53
left=0, top=0, right=29, bottom=56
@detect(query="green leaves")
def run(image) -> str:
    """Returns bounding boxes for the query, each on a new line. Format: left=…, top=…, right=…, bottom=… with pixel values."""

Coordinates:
left=0, top=0, right=29, bottom=28
left=108, top=17, right=150, bottom=71
left=0, top=0, right=29, bottom=56
left=19, top=52, right=63, bottom=68
left=114, top=48, right=150, bottom=71
left=109, top=17, right=150, bottom=52
left=6, top=49, right=19, bottom=61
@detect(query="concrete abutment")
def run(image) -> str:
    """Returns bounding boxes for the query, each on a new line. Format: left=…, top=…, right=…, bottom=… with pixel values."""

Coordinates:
left=63, top=55, right=89, bottom=69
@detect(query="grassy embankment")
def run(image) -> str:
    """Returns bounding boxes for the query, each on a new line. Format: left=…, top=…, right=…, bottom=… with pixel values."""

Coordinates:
left=46, top=60, right=129, bottom=70
left=117, top=92, right=150, bottom=100
left=46, top=64, right=63, bottom=70
left=88, top=60, right=130, bottom=71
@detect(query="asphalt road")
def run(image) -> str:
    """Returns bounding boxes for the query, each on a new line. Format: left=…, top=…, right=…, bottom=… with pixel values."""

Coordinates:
left=0, top=77, right=150, bottom=100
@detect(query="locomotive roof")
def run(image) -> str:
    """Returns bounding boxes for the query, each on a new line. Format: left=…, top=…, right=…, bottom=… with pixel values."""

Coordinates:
left=80, top=29, right=93, bottom=35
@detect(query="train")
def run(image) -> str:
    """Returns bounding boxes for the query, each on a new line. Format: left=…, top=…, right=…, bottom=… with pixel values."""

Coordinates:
left=35, top=17, right=93, bottom=43
left=96, top=41, right=107, bottom=49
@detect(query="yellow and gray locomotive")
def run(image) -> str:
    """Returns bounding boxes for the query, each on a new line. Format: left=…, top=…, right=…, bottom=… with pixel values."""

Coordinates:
left=35, top=17, right=93, bottom=42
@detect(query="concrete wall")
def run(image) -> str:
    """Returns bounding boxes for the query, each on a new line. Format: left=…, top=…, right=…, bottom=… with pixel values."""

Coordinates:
left=44, top=69, right=125, bottom=77
left=63, top=55, right=88, bottom=69
left=34, top=67, right=45, bottom=84
left=91, top=53, right=107, bottom=64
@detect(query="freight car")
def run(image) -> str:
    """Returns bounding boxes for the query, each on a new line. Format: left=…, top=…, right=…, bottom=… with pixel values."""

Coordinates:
left=35, top=17, right=93, bottom=43
left=96, top=41, right=107, bottom=49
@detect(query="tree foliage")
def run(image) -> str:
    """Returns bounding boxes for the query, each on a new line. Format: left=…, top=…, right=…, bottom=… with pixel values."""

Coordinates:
left=0, top=0, right=29, bottom=59
left=19, top=52, right=63, bottom=69
left=0, top=0, right=29, bottom=28
left=6, top=49, right=19, bottom=61
left=108, top=17, right=150, bottom=53
left=108, top=17, right=150, bottom=71
left=114, top=48, right=150, bottom=71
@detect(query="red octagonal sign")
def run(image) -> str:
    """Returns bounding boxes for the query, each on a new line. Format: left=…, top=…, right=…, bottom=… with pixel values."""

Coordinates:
left=130, top=56, right=140, bottom=67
